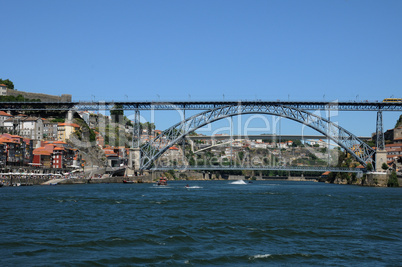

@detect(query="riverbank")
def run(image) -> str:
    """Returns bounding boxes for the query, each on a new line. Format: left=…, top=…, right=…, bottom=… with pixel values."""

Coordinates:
left=39, top=174, right=318, bottom=185
left=2, top=170, right=400, bottom=187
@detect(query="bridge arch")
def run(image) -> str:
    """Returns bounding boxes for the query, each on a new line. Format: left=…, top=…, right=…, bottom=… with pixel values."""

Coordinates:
left=140, top=104, right=375, bottom=170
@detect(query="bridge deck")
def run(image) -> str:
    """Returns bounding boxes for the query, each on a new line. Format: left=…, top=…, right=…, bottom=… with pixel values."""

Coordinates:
left=0, top=100, right=401, bottom=111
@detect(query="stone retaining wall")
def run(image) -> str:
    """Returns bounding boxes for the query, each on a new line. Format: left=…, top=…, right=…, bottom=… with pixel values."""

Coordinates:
left=7, top=89, right=72, bottom=102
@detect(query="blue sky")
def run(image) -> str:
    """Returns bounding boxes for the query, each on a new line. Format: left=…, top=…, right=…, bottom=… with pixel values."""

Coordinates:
left=1, top=0, right=401, bottom=135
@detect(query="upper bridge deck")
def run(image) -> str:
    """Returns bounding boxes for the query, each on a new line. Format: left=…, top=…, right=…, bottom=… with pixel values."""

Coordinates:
left=0, top=100, right=401, bottom=111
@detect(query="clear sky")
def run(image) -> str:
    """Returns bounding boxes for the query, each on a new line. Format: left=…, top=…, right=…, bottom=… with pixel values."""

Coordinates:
left=1, top=0, right=401, bottom=135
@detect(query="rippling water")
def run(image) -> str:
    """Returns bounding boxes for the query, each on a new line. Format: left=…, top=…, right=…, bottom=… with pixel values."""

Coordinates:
left=0, top=181, right=400, bottom=266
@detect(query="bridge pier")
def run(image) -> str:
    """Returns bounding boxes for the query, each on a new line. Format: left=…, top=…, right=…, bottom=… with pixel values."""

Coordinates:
left=67, top=110, right=73, bottom=122
left=188, top=139, right=195, bottom=152
left=128, top=147, right=141, bottom=176
left=375, top=150, right=387, bottom=172
left=375, top=111, right=386, bottom=171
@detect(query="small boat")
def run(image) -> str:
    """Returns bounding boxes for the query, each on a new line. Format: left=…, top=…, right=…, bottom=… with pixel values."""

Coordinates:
left=123, top=180, right=135, bottom=184
left=157, top=177, right=167, bottom=186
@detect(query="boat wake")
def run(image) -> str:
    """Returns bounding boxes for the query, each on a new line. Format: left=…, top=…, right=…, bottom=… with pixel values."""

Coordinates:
left=229, top=180, right=247, bottom=185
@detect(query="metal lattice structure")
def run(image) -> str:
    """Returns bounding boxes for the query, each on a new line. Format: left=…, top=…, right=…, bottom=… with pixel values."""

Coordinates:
left=0, top=100, right=401, bottom=111
left=376, top=111, right=385, bottom=151
left=140, top=104, right=376, bottom=170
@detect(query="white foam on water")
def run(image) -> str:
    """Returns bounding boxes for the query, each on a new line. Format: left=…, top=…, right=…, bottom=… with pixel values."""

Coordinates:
left=230, top=180, right=247, bottom=185
left=186, top=186, right=202, bottom=189
left=251, top=253, right=271, bottom=259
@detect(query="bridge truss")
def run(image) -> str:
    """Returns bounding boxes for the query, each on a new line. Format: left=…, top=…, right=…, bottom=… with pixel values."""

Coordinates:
left=0, top=100, right=401, bottom=111
left=140, top=104, right=376, bottom=170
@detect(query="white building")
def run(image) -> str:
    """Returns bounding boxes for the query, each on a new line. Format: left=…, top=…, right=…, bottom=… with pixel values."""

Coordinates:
left=20, top=117, right=44, bottom=141
left=255, top=143, right=267, bottom=149
left=0, top=111, right=12, bottom=127
left=3, top=116, right=44, bottom=147
left=0, top=84, right=7, bottom=96
left=308, top=139, right=327, bottom=148
left=43, top=119, right=58, bottom=140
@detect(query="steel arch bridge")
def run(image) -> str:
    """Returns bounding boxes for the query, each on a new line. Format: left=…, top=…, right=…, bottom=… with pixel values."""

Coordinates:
left=139, top=104, right=375, bottom=170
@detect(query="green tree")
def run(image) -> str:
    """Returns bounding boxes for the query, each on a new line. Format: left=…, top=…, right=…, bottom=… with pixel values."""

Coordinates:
left=364, top=140, right=376, bottom=147
left=381, top=163, right=389, bottom=171
left=387, top=170, right=399, bottom=187
left=124, top=116, right=133, bottom=126
left=0, top=78, right=14, bottom=89
left=292, top=139, right=303, bottom=147
left=366, top=162, right=373, bottom=171
left=16, top=95, right=24, bottom=102
left=188, top=157, right=195, bottom=166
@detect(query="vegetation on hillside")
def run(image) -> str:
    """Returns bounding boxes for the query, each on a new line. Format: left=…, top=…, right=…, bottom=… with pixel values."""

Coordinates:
left=72, top=117, right=96, bottom=142
left=0, top=78, right=14, bottom=89
left=387, top=171, right=399, bottom=187
left=0, top=95, right=41, bottom=102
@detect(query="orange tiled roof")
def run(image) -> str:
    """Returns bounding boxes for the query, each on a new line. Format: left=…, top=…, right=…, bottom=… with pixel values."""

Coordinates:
left=0, top=111, right=12, bottom=117
left=33, top=147, right=52, bottom=155
left=58, top=122, right=80, bottom=128
left=0, top=137, right=18, bottom=144
left=33, top=150, right=52, bottom=156
left=23, top=117, right=40, bottom=122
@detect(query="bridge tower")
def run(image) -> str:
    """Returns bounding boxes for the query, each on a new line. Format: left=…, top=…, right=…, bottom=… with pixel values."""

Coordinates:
left=127, top=109, right=141, bottom=176
left=375, top=111, right=387, bottom=171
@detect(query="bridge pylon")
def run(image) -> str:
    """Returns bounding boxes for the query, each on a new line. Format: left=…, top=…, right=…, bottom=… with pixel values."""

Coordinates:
left=128, top=147, right=141, bottom=176
left=375, top=111, right=387, bottom=171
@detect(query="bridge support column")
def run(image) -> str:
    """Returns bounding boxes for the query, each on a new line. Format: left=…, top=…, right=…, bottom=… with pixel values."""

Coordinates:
left=375, top=150, right=387, bottom=172
left=128, top=147, right=141, bottom=175
left=375, top=111, right=386, bottom=171
left=133, top=109, right=140, bottom=148
left=67, top=110, right=73, bottom=122
left=188, top=139, right=195, bottom=152
left=376, top=111, right=385, bottom=151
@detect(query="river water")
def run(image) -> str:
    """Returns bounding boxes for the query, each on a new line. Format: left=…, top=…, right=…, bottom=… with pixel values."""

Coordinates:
left=0, top=180, right=400, bottom=266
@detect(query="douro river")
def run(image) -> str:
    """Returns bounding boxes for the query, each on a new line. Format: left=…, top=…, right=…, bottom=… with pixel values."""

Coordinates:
left=0, top=180, right=400, bottom=266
